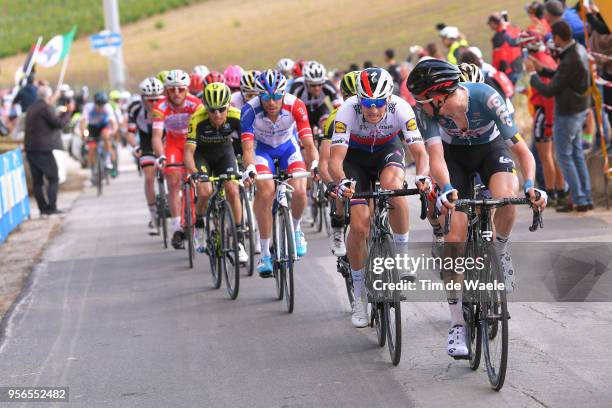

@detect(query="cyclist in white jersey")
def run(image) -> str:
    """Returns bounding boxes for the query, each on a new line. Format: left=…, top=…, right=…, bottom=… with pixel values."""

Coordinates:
left=330, top=68, right=430, bottom=328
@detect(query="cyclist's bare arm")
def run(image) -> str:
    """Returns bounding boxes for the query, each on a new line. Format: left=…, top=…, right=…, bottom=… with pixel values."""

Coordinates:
left=152, top=127, right=164, bottom=158
left=126, top=131, right=138, bottom=148
left=329, top=145, right=348, bottom=185
left=183, top=143, right=198, bottom=174
left=241, top=139, right=255, bottom=168
left=426, top=143, right=451, bottom=188
left=107, top=118, right=118, bottom=136
left=318, top=140, right=332, bottom=183
left=406, top=142, right=430, bottom=177
left=509, top=138, right=536, bottom=189
left=301, top=136, right=319, bottom=170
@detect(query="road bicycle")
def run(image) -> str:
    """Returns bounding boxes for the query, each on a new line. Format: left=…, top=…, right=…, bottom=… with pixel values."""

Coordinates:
left=257, top=168, right=310, bottom=313
left=155, top=168, right=169, bottom=248
left=437, top=180, right=543, bottom=390
left=352, top=183, right=428, bottom=365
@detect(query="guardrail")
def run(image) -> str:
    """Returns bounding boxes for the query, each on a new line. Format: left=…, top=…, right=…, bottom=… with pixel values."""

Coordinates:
left=0, top=148, right=30, bottom=244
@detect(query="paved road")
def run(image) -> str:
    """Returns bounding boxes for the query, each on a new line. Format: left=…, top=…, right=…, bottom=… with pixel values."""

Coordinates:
left=1, top=160, right=611, bottom=407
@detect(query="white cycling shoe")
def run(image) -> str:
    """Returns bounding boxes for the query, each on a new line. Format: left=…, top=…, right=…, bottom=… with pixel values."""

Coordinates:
left=447, top=325, right=469, bottom=357
left=499, top=251, right=515, bottom=293
left=238, top=243, right=248, bottom=264
left=330, top=227, right=346, bottom=257
left=351, top=298, right=368, bottom=328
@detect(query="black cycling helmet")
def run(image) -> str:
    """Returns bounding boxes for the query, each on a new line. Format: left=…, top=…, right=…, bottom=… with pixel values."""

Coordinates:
left=406, top=58, right=461, bottom=99
left=94, top=91, right=108, bottom=105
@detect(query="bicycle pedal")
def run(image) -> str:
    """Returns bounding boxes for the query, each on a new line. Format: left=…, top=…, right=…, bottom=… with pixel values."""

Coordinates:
left=451, top=354, right=470, bottom=360
left=148, top=231, right=160, bottom=236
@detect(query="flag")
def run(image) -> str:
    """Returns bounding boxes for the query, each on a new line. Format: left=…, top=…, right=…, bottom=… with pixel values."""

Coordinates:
left=37, top=26, right=77, bottom=68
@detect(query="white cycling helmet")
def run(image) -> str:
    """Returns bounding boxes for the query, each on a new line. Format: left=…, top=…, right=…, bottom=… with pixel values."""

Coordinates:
left=439, top=26, right=459, bottom=39
left=458, top=63, right=485, bottom=83
left=303, top=61, right=327, bottom=85
left=276, top=58, right=295, bottom=75
left=120, top=90, right=131, bottom=101
left=164, top=69, right=190, bottom=88
left=139, top=76, right=164, bottom=97
left=192, top=65, right=210, bottom=78
left=356, top=68, right=394, bottom=100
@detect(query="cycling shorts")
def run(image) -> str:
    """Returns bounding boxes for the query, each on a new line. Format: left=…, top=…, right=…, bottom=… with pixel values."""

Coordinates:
left=254, top=137, right=306, bottom=175
left=164, top=137, right=185, bottom=173
left=195, top=147, right=239, bottom=177
left=87, top=125, right=111, bottom=147
left=343, top=138, right=405, bottom=205
left=443, top=136, right=516, bottom=199
left=533, top=106, right=551, bottom=143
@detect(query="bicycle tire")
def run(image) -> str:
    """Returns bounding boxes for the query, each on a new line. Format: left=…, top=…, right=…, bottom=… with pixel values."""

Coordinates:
left=240, top=186, right=255, bottom=277
left=96, top=155, right=103, bottom=196
left=372, top=303, right=386, bottom=347
left=205, top=203, right=222, bottom=289
left=157, top=177, right=168, bottom=249
left=481, top=244, right=508, bottom=391
left=272, top=212, right=283, bottom=300
left=463, top=242, right=482, bottom=370
left=220, top=200, right=240, bottom=300
left=379, top=233, right=402, bottom=365
left=281, top=208, right=295, bottom=313
left=184, top=183, right=195, bottom=269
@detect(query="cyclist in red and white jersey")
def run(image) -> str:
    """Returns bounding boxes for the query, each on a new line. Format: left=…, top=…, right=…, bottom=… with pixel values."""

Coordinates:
left=152, top=69, right=203, bottom=249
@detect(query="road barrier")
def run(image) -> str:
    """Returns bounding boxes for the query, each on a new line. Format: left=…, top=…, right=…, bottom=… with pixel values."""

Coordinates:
left=0, top=149, right=30, bottom=244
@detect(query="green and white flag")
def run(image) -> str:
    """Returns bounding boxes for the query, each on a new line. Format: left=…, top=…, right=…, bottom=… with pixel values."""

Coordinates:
left=37, top=26, right=77, bottom=68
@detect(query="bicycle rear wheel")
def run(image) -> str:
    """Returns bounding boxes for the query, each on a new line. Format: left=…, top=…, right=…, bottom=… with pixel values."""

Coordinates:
left=481, top=245, right=508, bottom=390
left=205, top=204, right=222, bottom=289
left=280, top=209, right=295, bottom=313
left=240, top=186, right=255, bottom=277
left=96, top=155, right=103, bottom=196
left=157, top=178, right=168, bottom=249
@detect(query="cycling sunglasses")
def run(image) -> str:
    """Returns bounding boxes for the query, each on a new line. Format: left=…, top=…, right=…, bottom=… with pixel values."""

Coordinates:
left=208, top=106, right=227, bottom=113
left=359, top=97, right=387, bottom=108
left=167, top=86, right=187, bottom=93
left=260, top=92, right=283, bottom=102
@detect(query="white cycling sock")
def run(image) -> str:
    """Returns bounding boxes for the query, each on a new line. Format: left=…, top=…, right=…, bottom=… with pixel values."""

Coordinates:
left=293, top=217, right=301, bottom=232
left=351, top=268, right=365, bottom=300
left=393, top=232, right=410, bottom=253
left=148, top=204, right=157, bottom=221
left=496, top=234, right=509, bottom=254
left=260, top=238, right=270, bottom=257
left=448, top=290, right=465, bottom=327
left=171, top=216, right=181, bottom=233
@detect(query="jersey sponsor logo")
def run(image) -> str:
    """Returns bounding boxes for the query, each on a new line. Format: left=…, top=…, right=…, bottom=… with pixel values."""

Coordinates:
left=499, top=156, right=515, bottom=167
left=406, top=118, right=417, bottom=131
left=331, top=139, right=346, bottom=145
left=486, top=93, right=513, bottom=127
left=335, top=121, right=347, bottom=133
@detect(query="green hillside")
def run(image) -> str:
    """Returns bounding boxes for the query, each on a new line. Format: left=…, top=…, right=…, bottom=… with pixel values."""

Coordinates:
left=0, top=0, right=207, bottom=57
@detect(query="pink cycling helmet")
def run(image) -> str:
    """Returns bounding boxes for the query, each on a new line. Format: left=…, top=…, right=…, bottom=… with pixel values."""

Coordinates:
left=223, top=65, right=244, bottom=89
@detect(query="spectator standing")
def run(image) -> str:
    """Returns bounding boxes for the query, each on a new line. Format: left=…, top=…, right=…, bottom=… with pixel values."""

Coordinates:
left=11, top=73, right=39, bottom=138
left=586, top=3, right=611, bottom=140
left=384, top=48, right=402, bottom=95
left=543, top=0, right=585, bottom=45
left=439, top=26, right=469, bottom=64
left=488, top=12, right=524, bottom=84
left=526, top=1, right=552, bottom=39
left=526, top=20, right=593, bottom=212
left=24, top=86, right=73, bottom=216
left=398, top=61, right=415, bottom=106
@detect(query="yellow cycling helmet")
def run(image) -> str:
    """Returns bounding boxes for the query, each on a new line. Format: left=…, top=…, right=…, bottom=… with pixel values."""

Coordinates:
left=109, top=89, right=121, bottom=101
left=156, top=70, right=169, bottom=84
left=203, top=82, right=232, bottom=109
left=340, top=71, right=359, bottom=98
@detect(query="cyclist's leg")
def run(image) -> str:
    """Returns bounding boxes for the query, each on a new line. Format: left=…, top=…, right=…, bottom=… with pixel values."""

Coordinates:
left=140, top=154, right=157, bottom=224
left=283, top=137, right=308, bottom=256
left=253, top=145, right=275, bottom=273
left=165, top=139, right=185, bottom=246
left=86, top=126, right=98, bottom=170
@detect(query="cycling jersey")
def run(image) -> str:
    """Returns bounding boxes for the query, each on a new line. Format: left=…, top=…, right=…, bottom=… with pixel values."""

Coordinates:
left=415, top=82, right=521, bottom=146
left=289, top=77, right=341, bottom=128
left=152, top=94, right=202, bottom=171
left=187, top=106, right=240, bottom=150
left=83, top=102, right=115, bottom=129
left=241, top=92, right=312, bottom=147
left=127, top=100, right=156, bottom=166
left=331, top=95, right=423, bottom=152
left=230, top=91, right=246, bottom=110
left=321, top=107, right=339, bottom=142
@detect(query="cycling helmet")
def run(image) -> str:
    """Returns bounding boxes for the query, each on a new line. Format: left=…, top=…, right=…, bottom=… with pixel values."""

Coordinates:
left=120, top=90, right=131, bottom=101
left=406, top=58, right=461, bottom=98
left=203, top=71, right=226, bottom=87
left=223, top=65, right=243, bottom=89
left=255, top=69, right=287, bottom=94
left=292, top=59, right=306, bottom=78
left=517, top=30, right=543, bottom=52
left=59, top=84, right=71, bottom=94
left=94, top=91, right=108, bottom=105
left=164, top=69, right=190, bottom=88
left=192, top=65, right=210, bottom=78
left=139, top=77, right=164, bottom=98
left=340, top=71, right=359, bottom=97
left=458, top=63, right=484, bottom=83
left=189, top=73, right=203, bottom=93
left=240, top=69, right=261, bottom=94
left=156, top=70, right=169, bottom=84
left=303, top=61, right=327, bottom=85
left=356, top=68, right=394, bottom=99
left=109, top=90, right=121, bottom=101
left=276, top=58, right=294, bottom=75
left=203, top=83, right=232, bottom=109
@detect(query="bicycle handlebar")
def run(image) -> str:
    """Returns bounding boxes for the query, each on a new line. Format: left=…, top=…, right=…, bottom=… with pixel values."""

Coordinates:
left=351, top=188, right=429, bottom=220
left=256, top=171, right=310, bottom=181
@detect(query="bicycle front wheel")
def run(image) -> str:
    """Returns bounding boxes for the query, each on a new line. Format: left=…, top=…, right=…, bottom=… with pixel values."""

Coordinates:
left=240, top=186, right=255, bottom=277
left=96, top=155, right=103, bottom=196
left=157, top=178, right=168, bottom=249
left=280, top=209, right=295, bottom=313
left=184, top=183, right=195, bottom=269
left=205, top=204, right=222, bottom=289
left=481, top=245, right=508, bottom=390
left=380, top=233, right=402, bottom=365
left=220, top=200, right=240, bottom=300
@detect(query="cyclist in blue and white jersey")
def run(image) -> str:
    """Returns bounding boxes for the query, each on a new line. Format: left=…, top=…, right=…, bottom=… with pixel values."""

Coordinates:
left=80, top=92, right=118, bottom=178
left=407, top=58, right=547, bottom=357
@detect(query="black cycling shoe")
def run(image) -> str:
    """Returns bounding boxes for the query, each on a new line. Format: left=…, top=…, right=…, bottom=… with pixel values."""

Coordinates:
left=171, top=231, right=185, bottom=249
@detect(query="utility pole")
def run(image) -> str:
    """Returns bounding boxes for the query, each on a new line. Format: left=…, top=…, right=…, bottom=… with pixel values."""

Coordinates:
left=102, top=0, right=125, bottom=90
